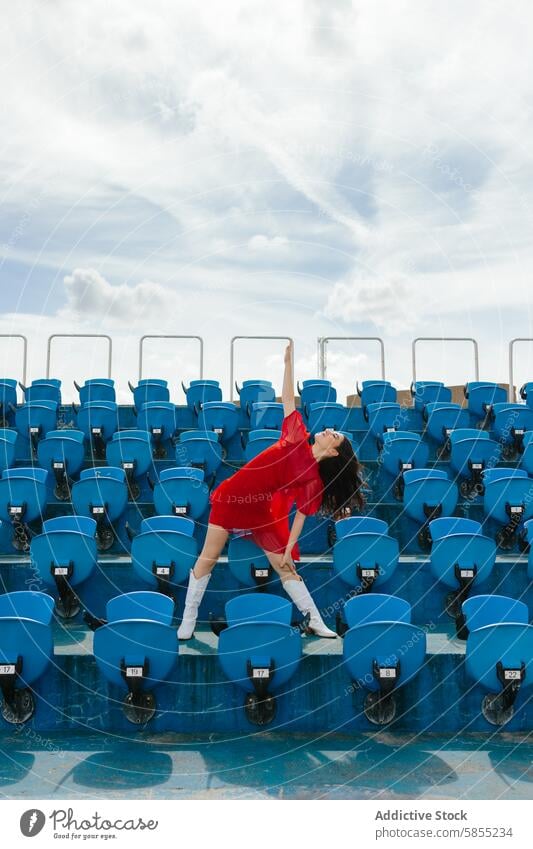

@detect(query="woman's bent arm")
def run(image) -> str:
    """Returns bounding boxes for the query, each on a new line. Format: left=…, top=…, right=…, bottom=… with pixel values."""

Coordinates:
left=282, top=509, right=306, bottom=565
left=282, top=341, right=296, bottom=417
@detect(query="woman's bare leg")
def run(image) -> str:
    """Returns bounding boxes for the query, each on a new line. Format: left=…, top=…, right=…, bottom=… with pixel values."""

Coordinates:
left=193, top=523, right=229, bottom=578
left=263, top=550, right=301, bottom=583
left=264, top=549, right=336, bottom=637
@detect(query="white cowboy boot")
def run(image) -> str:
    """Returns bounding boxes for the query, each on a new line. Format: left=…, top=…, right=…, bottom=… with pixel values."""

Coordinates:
left=177, top=570, right=211, bottom=640
left=283, top=578, right=337, bottom=638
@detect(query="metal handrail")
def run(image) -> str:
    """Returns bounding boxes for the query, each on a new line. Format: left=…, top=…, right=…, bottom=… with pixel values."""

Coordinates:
left=412, top=337, right=479, bottom=383
left=318, top=336, right=386, bottom=380
left=0, top=334, right=28, bottom=384
left=46, top=334, right=113, bottom=379
left=230, top=336, right=293, bottom=401
left=509, top=337, right=533, bottom=402
left=139, top=335, right=203, bottom=381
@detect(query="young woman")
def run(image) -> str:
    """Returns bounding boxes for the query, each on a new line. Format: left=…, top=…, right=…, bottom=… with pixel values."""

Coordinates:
left=177, top=341, right=366, bottom=640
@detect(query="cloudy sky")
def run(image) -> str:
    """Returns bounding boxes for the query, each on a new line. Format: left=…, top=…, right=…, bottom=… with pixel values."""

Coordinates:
left=2, top=0, right=533, bottom=401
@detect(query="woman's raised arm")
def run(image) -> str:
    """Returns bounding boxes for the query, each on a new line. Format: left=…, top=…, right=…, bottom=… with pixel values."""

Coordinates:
left=282, top=341, right=296, bottom=417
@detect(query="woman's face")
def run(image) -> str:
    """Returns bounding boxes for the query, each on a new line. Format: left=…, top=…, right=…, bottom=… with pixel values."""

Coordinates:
left=313, top=428, right=345, bottom=454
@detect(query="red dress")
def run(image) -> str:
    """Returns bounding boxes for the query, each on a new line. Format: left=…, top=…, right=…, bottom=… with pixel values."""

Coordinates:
left=208, top=409, right=324, bottom=560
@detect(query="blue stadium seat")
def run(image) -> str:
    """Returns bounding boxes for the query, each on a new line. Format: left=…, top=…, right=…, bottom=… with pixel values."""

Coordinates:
left=30, top=516, right=97, bottom=618
left=335, top=516, right=389, bottom=540
left=482, top=468, right=533, bottom=550
left=0, top=591, right=54, bottom=724
left=198, top=401, right=239, bottom=445
left=488, top=403, right=533, bottom=460
left=217, top=593, right=302, bottom=726
left=0, top=429, right=18, bottom=474
left=411, top=381, right=451, bottom=412
left=235, top=380, right=276, bottom=418
left=357, top=380, right=397, bottom=413
left=524, top=519, right=533, bottom=579
left=176, top=430, right=223, bottom=479
left=106, top=430, right=153, bottom=500
left=71, top=467, right=128, bottom=551
left=0, top=380, right=18, bottom=427
left=249, top=402, right=284, bottom=431
left=182, top=380, right=222, bottom=416
left=243, top=429, right=281, bottom=462
left=342, top=595, right=426, bottom=724
left=15, top=401, right=58, bottom=456
left=153, top=467, right=210, bottom=519
left=136, top=401, right=178, bottom=459
left=423, top=402, right=470, bottom=458
left=75, top=378, right=116, bottom=405
left=519, top=381, right=533, bottom=410
left=0, top=467, right=48, bottom=550
left=333, top=525, right=399, bottom=594
left=228, top=535, right=274, bottom=589
left=429, top=518, right=497, bottom=635
left=365, top=402, right=401, bottom=439
left=76, top=401, right=119, bottom=460
left=449, top=429, right=501, bottom=498
left=464, top=381, right=507, bottom=422
left=129, top=379, right=170, bottom=408
left=401, top=468, right=458, bottom=550
left=37, top=429, right=85, bottom=500
left=19, top=379, right=61, bottom=405
left=378, top=431, right=430, bottom=499
left=93, top=591, right=178, bottom=724
left=465, top=596, right=533, bottom=725
left=306, top=402, right=348, bottom=435
left=297, top=380, right=337, bottom=419
left=131, top=515, right=197, bottom=596
left=520, top=431, right=533, bottom=476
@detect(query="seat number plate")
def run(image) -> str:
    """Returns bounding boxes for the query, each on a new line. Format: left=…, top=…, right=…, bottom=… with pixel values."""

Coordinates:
left=472, top=463, right=482, bottom=470
left=0, top=664, right=15, bottom=675
left=174, top=506, right=187, bottom=514
left=123, top=463, right=134, bottom=470
left=504, top=669, right=522, bottom=681
left=30, top=427, right=40, bottom=434
left=510, top=506, right=523, bottom=514
left=53, top=462, right=65, bottom=470
left=91, top=427, right=102, bottom=435
left=9, top=506, right=23, bottom=515
left=53, top=567, right=69, bottom=576
left=459, top=569, right=474, bottom=578
left=152, top=428, right=162, bottom=435
left=214, top=428, right=223, bottom=434
left=515, top=429, right=525, bottom=435
left=402, top=463, right=413, bottom=471
left=156, top=567, right=171, bottom=576
left=126, top=667, right=144, bottom=678
left=92, top=506, right=105, bottom=515
left=379, top=667, right=397, bottom=679
left=252, top=668, right=270, bottom=679
left=254, top=569, right=269, bottom=578
left=361, top=569, right=377, bottom=578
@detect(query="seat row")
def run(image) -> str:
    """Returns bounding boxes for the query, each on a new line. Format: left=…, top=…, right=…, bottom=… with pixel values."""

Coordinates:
left=0, top=588, right=531, bottom=729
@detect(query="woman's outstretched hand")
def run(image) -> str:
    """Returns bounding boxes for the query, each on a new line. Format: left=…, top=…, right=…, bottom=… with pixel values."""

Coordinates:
left=284, top=341, right=293, bottom=365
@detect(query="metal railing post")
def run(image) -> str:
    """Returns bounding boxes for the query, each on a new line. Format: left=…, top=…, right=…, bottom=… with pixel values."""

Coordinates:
left=230, top=336, right=293, bottom=401
left=0, top=335, right=28, bottom=384
left=138, top=335, right=204, bottom=381
left=509, top=338, right=533, bottom=402
left=412, top=337, right=479, bottom=383
left=46, top=334, right=113, bottom=379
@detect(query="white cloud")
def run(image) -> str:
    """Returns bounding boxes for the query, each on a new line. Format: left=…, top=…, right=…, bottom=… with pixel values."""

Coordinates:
left=62, top=268, right=173, bottom=321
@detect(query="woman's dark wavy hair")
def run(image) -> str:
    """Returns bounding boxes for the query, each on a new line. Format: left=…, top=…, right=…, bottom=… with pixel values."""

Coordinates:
left=316, top=437, right=367, bottom=518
